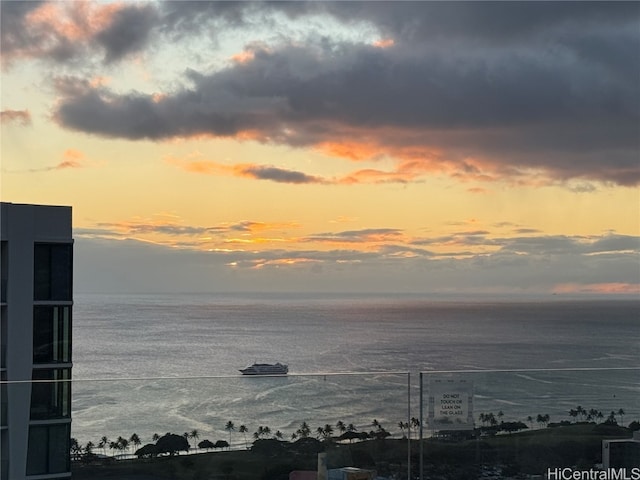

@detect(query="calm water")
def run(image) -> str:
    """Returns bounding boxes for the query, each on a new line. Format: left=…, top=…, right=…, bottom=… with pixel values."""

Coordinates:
left=71, top=293, right=640, bottom=448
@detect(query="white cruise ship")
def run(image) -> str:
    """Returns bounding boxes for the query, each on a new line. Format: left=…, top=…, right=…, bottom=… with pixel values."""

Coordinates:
left=239, top=362, right=289, bottom=375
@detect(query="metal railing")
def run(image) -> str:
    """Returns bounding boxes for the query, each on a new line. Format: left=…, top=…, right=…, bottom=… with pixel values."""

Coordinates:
left=1, top=367, right=638, bottom=479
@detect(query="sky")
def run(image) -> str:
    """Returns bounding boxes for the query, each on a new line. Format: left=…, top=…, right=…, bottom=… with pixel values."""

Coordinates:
left=1, top=1, right=639, bottom=296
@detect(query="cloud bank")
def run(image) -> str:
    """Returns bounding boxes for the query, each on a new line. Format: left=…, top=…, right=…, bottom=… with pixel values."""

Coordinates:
left=73, top=230, right=640, bottom=295
left=3, top=1, right=637, bottom=186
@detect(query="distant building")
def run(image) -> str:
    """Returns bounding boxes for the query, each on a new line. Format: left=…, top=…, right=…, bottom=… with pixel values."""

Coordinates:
left=602, top=431, right=640, bottom=469
left=1, top=202, right=73, bottom=480
left=327, top=468, right=376, bottom=480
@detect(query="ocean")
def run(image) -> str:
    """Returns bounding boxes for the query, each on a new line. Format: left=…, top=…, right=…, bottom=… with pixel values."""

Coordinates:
left=71, top=293, right=640, bottom=450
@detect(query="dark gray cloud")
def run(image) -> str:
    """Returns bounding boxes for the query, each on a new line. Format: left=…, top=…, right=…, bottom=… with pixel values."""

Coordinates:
left=513, top=228, right=542, bottom=235
left=0, top=1, right=45, bottom=63
left=410, top=233, right=640, bottom=258
left=346, top=2, right=638, bottom=44
left=95, top=4, right=158, bottom=63
left=5, top=1, right=638, bottom=185
left=588, top=234, right=640, bottom=254
left=0, top=2, right=158, bottom=66
left=304, top=228, right=404, bottom=244
left=53, top=24, right=639, bottom=184
left=241, top=165, right=324, bottom=184
left=498, top=235, right=585, bottom=255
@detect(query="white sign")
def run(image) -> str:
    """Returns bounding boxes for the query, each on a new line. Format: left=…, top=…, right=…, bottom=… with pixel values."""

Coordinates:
left=428, top=378, right=474, bottom=431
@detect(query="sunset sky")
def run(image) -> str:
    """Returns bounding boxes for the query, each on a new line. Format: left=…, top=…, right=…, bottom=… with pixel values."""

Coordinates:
left=1, top=1, right=639, bottom=295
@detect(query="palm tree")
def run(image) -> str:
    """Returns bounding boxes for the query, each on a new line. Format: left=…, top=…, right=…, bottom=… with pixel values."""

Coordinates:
left=336, top=420, right=347, bottom=435
left=569, top=409, right=578, bottom=422
left=398, top=421, right=407, bottom=438
left=296, top=421, right=311, bottom=438
left=85, top=441, right=95, bottom=456
left=275, top=430, right=283, bottom=440
left=152, top=433, right=160, bottom=442
left=190, top=430, right=200, bottom=451
left=225, top=421, right=235, bottom=446
left=347, top=423, right=357, bottom=433
left=410, top=417, right=420, bottom=435
left=536, top=414, right=550, bottom=428
left=239, top=425, right=249, bottom=449
left=70, top=438, right=82, bottom=459
left=254, top=426, right=271, bottom=439
left=99, top=436, right=109, bottom=456
left=129, top=433, right=141, bottom=454
left=120, top=438, right=129, bottom=456
left=618, top=409, right=625, bottom=426
left=526, top=415, right=534, bottom=427
left=371, top=419, right=380, bottom=430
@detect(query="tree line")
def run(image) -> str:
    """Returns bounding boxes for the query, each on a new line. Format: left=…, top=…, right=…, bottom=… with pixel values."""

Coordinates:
left=71, top=417, right=414, bottom=460
left=71, top=407, right=638, bottom=460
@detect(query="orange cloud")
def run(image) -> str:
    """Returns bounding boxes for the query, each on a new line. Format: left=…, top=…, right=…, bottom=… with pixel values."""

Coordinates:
left=167, top=155, right=324, bottom=184
left=0, top=109, right=31, bottom=125
left=467, top=187, right=490, bottom=194
left=315, top=141, right=383, bottom=161
left=338, top=168, right=416, bottom=184
left=250, top=258, right=322, bottom=269
left=89, top=76, right=112, bottom=88
left=373, top=38, right=395, bottom=49
left=231, top=50, right=256, bottom=64
left=230, top=42, right=271, bottom=65
left=57, top=149, right=86, bottom=169
left=25, top=1, right=122, bottom=42
left=151, top=92, right=167, bottom=104
left=552, top=283, right=640, bottom=295
left=2, top=2, right=130, bottom=67
left=167, top=139, right=511, bottom=187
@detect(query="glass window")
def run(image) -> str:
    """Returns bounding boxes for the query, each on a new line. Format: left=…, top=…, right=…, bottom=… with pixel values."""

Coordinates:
left=34, top=243, right=72, bottom=301
left=49, top=424, right=71, bottom=473
left=0, top=241, right=7, bottom=303
left=33, top=306, right=71, bottom=364
left=26, top=426, right=48, bottom=474
left=26, top=424, right=70, bottom=475
left=0, top=371, right=6, bottom=427
left=1, top=306, right=6, bottom=368
left=31, top=369, right=71, bottom=420
left=1, top=430, right=7, bottom=480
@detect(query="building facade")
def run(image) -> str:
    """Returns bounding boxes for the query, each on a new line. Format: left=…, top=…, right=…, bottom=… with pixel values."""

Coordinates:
left=1, top=202, right=73, bottom=480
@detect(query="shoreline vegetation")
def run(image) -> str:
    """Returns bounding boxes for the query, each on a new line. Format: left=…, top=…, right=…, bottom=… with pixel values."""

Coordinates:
left=71, top=410, right=639, bottom=480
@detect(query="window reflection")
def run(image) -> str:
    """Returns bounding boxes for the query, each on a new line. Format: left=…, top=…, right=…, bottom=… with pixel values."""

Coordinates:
left=31, top=369, right=71, bottom=420
left=26, top=424, right=70, bottom=475
left=34, top=243, right=72, bottom=301
left=33, top=306, right=71, bottom=364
